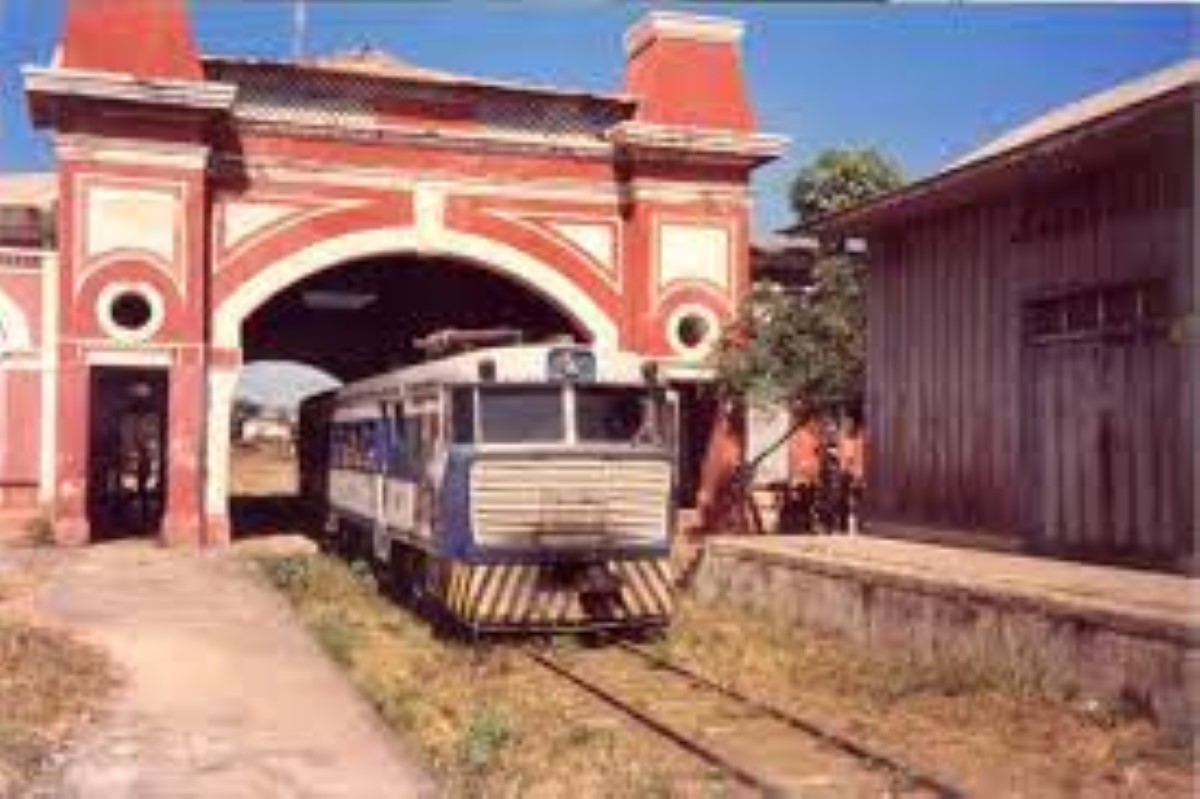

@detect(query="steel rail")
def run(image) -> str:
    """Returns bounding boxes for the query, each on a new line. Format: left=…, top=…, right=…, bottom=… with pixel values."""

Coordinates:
left=523, top=647, right=784, bottom=795
left=617, top=642, right=963, bottom=799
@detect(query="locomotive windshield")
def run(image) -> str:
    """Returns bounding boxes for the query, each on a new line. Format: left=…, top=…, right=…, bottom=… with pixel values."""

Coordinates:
left=575, top=387, right=666, bottom=446
left=478, top=386, right=564, bottom=443
left=467, top=384, right=669, bottom=447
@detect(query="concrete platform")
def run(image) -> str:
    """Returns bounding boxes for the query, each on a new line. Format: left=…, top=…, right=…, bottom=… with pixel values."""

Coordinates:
left=24, top=542, right=435, bottom=798
left=693, top=535, right=1199, bottom=737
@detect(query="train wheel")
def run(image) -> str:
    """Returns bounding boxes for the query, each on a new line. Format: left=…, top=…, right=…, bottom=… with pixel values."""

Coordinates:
left=385, top=544, right=415, bottom=605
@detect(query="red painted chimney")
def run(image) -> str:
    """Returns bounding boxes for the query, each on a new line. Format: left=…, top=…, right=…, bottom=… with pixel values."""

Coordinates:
left=623, top=12, right=755, bottom=132
left=60, top=0, right=203, bottom=81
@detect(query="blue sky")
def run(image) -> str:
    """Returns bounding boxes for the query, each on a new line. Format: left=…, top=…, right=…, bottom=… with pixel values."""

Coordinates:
left=2, top=2, right=1194, bottom=233
left=1, top=2, right=1193, bottom=405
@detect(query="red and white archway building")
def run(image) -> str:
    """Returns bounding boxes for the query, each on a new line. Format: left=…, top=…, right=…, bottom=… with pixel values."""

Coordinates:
left=2, top=0, right=783, bottom=544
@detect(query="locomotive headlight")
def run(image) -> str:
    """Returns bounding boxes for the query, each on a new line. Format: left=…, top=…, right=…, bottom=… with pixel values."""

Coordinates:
left=547, top=348, right=596, bottom=383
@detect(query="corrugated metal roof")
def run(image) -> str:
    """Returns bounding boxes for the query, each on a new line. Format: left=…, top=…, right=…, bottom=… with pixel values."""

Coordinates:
left=208, top=54, right=630, bottom=146
left=308, top=46, right=465, bottom=84
left=204, top=51, right=634, bottom=108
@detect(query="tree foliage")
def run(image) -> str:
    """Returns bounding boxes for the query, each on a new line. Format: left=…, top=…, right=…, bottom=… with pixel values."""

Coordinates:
left=789, top=147, right=903, bottom=225
left=715, top=147, right=903, bottom=414
left=713, top=256, right=865, bottom=413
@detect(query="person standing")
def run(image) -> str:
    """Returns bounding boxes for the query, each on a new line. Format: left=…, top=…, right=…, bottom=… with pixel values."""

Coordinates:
left=837, top=412, right=866, bottom=534
left=783, top=407, right=823, bottom=533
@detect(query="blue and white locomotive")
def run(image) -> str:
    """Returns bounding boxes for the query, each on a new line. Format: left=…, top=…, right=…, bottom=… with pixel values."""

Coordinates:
left=298, top=340, right=677, bottom=632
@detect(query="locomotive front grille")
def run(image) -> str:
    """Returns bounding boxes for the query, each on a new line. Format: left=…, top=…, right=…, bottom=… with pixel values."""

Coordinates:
left=470, top=458, right=671, bottom=547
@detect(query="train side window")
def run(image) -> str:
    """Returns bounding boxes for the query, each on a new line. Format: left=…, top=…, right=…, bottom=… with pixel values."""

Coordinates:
left=332, top=425, right=347, bottom=469
left=451, top=388, right=475, bottom=444
left=363, top=422, right=375, bottom=470
left=384, top=406, right=407, bottom=478
left=404, top=415, right=422, bottom=476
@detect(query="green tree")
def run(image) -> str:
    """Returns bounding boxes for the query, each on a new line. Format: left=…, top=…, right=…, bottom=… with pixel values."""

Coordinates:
left=715, top=147, right=903, bottom=414
left=789, top=147, right=904, bottom=225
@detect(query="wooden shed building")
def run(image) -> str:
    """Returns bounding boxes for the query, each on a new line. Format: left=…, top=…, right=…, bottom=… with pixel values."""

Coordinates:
left=820, top=60, right=1197, bottom=570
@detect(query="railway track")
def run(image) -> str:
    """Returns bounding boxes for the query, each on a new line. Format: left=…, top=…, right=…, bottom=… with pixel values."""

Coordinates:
left=525, top=642, right=961, bottom=797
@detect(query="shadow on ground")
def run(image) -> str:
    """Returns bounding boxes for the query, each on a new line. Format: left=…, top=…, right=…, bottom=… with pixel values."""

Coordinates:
left=229, top=494, right=318, bottom=540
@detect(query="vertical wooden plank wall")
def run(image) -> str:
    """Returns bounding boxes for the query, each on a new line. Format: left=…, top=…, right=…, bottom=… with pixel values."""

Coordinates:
left=865, top=134, right=1194, bottom=565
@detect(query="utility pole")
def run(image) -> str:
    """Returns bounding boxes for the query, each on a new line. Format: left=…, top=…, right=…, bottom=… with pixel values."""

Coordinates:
left=292, top=0, right=308, bottom=62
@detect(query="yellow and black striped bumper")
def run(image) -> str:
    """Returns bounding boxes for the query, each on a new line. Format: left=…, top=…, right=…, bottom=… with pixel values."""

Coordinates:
left=444, top=559, right=674, bottom=631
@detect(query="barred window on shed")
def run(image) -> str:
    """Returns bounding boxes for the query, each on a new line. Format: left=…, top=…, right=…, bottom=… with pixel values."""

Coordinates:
left=1023, top=280, right=1170, bottom=344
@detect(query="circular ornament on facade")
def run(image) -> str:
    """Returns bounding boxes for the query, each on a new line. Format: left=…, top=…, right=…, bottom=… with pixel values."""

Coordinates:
left=666, top=304, right=721, bottom=359
left=96, top=282, right=165, bottom=343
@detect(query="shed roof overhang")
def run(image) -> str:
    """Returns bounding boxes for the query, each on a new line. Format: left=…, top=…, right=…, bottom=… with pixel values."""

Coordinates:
left=811, top=79, right=1197, bottom=239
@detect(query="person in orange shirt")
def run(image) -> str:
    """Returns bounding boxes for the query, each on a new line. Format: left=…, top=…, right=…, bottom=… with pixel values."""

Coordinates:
left=782, top=406, right=822, bottom=534
left=836, top=411, right=866, bottom=534
left=696, top=400, right=746, bottom=533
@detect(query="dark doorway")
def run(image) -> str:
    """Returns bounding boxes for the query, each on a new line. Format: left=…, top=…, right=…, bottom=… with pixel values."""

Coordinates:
left=87, top=366, right=169, bottom=538
left=673, top=382, right=720, bottom=509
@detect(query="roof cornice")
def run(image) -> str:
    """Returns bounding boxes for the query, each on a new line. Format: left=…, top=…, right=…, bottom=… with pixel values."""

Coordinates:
left=608, top=121, right=787, bottom=165
left=23, top=65, right=236, bottom=118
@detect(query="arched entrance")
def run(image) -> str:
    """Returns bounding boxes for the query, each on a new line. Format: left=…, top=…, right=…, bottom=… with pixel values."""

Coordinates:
left=206, top=243, right=606, bottom=539
left=21, top=1, right=782, bottom=545
left=228, top=359, right=339, bottom=538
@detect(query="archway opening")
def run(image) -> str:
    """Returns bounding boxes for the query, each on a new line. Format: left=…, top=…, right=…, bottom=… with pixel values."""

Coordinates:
left=242, top=253, right=587, bottom=383
left=228, top=360, right=341, bottom=539
left=225, top=253, right=584, bottom=538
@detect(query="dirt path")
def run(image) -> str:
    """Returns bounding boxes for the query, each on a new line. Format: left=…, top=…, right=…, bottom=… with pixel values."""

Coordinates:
left=24, top=541, right=434, bottom=798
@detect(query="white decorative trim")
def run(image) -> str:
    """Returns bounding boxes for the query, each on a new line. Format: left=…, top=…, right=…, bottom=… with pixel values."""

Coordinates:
left=56, top=133, right=210, bottom=170
left=84, top=349, right=174, bottom=367
left=73, top=173, right=190, bottom=296
left=547, top=221, right=617, bottom=275
left=658, top=222, right=731, bottom=293
left=25, top=66, right=236, bottom=111
left=213, top=153, right=751, bottom=205
left=658, top=361, right=716, bottom=383
left=205, top=367, right=240, bottom=515
left=0, top=289, right=33, bottom=353
left=610, top=121, right=788, bottom=162
left=487, top=208, right=622, bottom=288
left=213, top=226, right=619, bottom=350
left=215, top=195, right=367, bottom=269
left=624, top=12, right=744, bottom=56
left=222, top=201, right=298, bottom=250
left=84, top=185, right=177, bottom=264
left=652, top=214, right=741, bottom=308
left=413, top=184, right=446, bottom=252
left=666, top=303, right=722, bottom=361
left=38, top=254, right=57, bottom=504
left=95, top=281, right=166, bottom=343
left=0, top=359, right=43, bottom=371
left=230, top=116, right=613, bottom=161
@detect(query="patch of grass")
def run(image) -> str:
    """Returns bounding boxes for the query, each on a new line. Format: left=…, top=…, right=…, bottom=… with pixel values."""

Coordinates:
left=310, top=611, right=364, bottom=666
left=658, top=598, right=1196, bottom=797
left=459, top=705, right=513, bottom=772
left=0, top=619, right=115, bottom=793
left=257, top=553, right=711, bottom=796
left=259, top=552, right=1195, bottom=797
